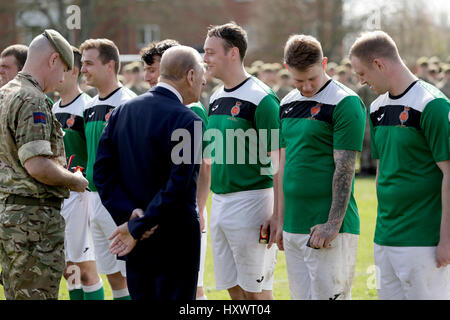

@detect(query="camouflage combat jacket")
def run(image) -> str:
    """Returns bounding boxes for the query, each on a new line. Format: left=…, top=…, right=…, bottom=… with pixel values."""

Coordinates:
left=0, top=72, right=69, bottom=200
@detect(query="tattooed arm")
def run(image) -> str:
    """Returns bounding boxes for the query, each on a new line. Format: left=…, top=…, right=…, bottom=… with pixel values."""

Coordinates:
left=309, top=149, right=357, bottom=249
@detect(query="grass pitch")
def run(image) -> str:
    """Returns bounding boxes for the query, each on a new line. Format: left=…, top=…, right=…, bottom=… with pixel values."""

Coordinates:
left=0, top=177, right=378, bottom=300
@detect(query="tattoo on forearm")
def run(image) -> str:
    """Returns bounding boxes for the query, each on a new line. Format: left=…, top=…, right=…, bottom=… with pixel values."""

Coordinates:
left=328, top=149, right=357, bottom=226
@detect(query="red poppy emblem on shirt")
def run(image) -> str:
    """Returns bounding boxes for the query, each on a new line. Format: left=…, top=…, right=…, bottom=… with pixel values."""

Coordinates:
left=311, top=105, right=321, bottom=117
left=66, top=114, right=75, bottom=128
left=231, top=101, right=241, bottom=117
left=105, top=108, right=114, bottom=122
left=399, top=106, right=410, bottom=124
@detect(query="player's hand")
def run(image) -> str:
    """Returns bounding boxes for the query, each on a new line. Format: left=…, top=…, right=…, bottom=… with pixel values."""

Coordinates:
left=274, top=225, right=284, bottom=251
left=109, top=222, right=137, bottom=256
left=199, top=206, right=206, bottom=233
left=436, top=240, right=450, bottom=268
left=262, top=214, right=278, bottom=249
left=309, top=222, right=340, bottom=249
left=69, top=170, right=89, bottom=192
left=129, top=208, right=159, bottom=240
left=129, top=208, right=144, bottom=220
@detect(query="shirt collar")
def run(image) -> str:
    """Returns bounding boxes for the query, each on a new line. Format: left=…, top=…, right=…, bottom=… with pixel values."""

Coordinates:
left=156, top=82, right=184, bottom=104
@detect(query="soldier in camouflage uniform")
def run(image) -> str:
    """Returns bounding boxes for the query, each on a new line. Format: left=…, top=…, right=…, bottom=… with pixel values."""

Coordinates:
left=0, top=29, right=88, bottom=300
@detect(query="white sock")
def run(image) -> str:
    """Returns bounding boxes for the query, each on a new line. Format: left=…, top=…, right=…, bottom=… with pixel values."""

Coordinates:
left=82, top=278, right=103, bottom=293
left=196, top=295, right=208, bottom=300
left=67, top=283, right=82, bottom=291
left=112, top=288, right=130, bottom=299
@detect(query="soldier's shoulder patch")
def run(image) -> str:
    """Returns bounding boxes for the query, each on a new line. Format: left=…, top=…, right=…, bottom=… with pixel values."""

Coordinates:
left=33, top=112, right=47, bottom=124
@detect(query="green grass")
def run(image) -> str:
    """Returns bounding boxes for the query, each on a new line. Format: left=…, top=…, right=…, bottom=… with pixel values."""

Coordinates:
left=0, top=177, right=378, bottom=300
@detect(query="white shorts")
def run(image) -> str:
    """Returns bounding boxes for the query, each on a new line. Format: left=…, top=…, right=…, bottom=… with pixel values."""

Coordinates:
left=283, top=232, right=358, bottom=300
left=210, top=188, right=277, bottom=293
left=374, top=244, right=450, bottom=300
left=89, top=192, right=126, bottom=277
left=197, top=207, right=207, bottom=288
left=60, top=191, right=96, bottom=263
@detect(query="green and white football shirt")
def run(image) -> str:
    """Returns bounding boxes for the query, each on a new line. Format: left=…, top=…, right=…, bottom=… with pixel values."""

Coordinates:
left=370, top=80, right=450, bottom=246
left=280, top=79, right=366, bottom=235
left=84, top=86, right=136, bottom=191
left=207, top=76, right=280, bottom=194
left=188, top=101, right=209, bottom=154
left=52, top=93, right=91, bottom=170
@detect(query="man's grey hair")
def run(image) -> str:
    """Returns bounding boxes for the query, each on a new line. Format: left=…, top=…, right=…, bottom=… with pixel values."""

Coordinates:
left=160, top=46, right=202, bottom=81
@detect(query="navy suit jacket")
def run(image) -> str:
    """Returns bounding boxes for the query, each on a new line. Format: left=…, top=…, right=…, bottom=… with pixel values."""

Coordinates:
left=94, top=86, right=202, bottom=273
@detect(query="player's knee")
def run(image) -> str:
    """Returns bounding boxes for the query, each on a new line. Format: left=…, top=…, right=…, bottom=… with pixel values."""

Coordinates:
left=106, top=272, right=127, bottom=289
left=80, top=269, right=100, bottom=286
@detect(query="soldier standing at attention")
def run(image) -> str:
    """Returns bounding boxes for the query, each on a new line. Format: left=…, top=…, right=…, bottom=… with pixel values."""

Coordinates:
left=0, top=29, right=88, bottom=300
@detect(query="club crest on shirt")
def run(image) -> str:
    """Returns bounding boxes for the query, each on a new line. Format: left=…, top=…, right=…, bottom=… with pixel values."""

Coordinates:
left=309, top=103, right=322, bottom=119
left=66, top=114, right=76, bottom=128
left=228, top=101, right=241, bottom=121
left=398, top=106, right=410, bottom=127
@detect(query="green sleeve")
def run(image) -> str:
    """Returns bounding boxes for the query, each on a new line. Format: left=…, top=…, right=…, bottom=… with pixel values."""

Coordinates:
left=189, top=102, right=209, bottom=125
left=332, top=95, right=366, bottom=151
left=421, top=98, right=450, bottom=163
left=189, top=102, right=209, bottom=153
left=254, top=94, right=281, bottom=152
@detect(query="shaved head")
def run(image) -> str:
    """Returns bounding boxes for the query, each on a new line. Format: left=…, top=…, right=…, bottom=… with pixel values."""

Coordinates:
left=21, top=33, right=69, bottom=93
left=160, top=46, right=202, bottom=82
left=27, top=34, right=56, bottom=63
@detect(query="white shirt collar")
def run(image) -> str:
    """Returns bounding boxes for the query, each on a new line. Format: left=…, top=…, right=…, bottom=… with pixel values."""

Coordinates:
left=156, top=82, right=183, bottom=104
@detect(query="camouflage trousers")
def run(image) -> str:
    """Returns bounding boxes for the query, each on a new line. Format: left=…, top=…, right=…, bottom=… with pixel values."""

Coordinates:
left=0, top=201, right=65, bottom=300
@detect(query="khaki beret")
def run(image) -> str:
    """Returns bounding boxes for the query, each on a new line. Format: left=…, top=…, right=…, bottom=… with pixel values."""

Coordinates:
left=43, top=29, right=73, bottom=70
left=340, top=58, right=351, bottom=67
left=122, top=63, right=134, bottom=73
left=271, top=63, right=282, bottom=71
left=428, top=56, right=441, bottom=65
left=246, top=66, right=259, bottom=76
left=441, top=64, right=450, bottom=73
left=416, top=56, right=428, bottom=66
left=278, top=69, right=290, bottom=78
left=261, top=63, right=274, bottom=72
left=251, top=60, right=264, bottom=68
left=327, top=62, right=338, bottom=70
left=337, top=65, right=347, bottom=74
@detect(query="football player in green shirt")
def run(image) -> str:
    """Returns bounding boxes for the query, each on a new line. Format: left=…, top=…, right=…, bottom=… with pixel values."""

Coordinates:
left=350, top=30, right=450, bottom=299
left=278, top=34, right=365, bottom=300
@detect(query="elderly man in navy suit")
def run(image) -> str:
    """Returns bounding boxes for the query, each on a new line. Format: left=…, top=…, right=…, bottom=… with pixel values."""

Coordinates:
left=93, top=45, right=206, bottom=300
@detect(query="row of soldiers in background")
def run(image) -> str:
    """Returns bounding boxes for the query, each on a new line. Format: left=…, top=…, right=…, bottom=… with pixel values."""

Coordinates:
left=2, top=43, right=449, bottom=175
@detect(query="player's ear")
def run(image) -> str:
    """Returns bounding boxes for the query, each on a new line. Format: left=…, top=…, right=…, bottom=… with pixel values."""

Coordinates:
left=107, top=60, right=115, bottom=74
left=186, top=68, right=195, bottom=87
left=72, top=66, right=79, bottom=77
left=230, top=47, right=240, bottom=61
left=373, top=58, right=384, bottom=72
left=49, top=52, right=59, bottom=69
left=322, top=57, right=328, bottom=71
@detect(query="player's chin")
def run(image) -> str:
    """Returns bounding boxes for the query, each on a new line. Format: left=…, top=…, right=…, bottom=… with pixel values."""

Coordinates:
left=371, top=86, right=386, bottom=95
left=301, top=91, right=315, bottom=98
